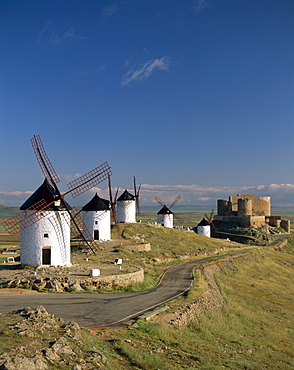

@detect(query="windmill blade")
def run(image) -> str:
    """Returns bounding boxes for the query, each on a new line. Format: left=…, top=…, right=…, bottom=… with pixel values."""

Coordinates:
left=133, top=176, right=137, bottom=197
left=65, top=207, right=101, bottom=254
left=31, top=135, right=60, bottom=187
left=3, top=199, right=54, bottom=235
left=108, top=175, right=118, bottom=224
left=209, top=209, right=214, bottom=222
left=66, top=162, right=112, bottom=198
left=154, top=196, right=165, bottom=207
left=169, top=194, right=182, bottom=209
left=133, top=177, right=141, bottom=216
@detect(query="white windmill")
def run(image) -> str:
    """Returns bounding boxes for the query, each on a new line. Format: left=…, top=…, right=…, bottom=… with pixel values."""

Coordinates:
left=4, top=135, right=112, bottom=266
left=155, top=195, right=181, bottom=228
left=19, top=179, right=71, bottom=266
left=196, top=218, right=211, bottom=238
left=116, top=177, right=141, bottom=223
left=82, top=193, right=111, bottom=241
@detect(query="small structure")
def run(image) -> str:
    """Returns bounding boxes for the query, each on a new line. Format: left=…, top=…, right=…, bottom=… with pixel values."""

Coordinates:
left=116, top=190, right=136, bottom=223
left=20, top=179, right=71, bottom=266
left=82, top=193, right=111, bottom=241
left=197, top=218, right=211, bottom=237
left=90, top=268, right=100, bottom=277
left=157, top=205, right=174, bottom=228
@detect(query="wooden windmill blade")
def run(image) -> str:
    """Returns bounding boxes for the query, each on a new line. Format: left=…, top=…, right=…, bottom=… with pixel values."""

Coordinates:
left=3, top=199, right=54, bottom=235
left=133, top=176, right=141, bottom=216
left=31, top=135, right=60, bottom=187
left=66, top=162, right=112, bottom=198
left=154, top=196, right=165, bottom=207
left=29, top=134, right=112, bottom=254
left=67, top=207, right=99, bottom=254
left=108, top=175, right=118, bottom=224
left=169, top=195, right=182, bottom=209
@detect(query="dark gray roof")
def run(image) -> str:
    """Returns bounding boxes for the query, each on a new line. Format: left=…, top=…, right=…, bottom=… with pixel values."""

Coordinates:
left=117, top=190, right=135, bottom=201
left=82, top=193, right=110, bottom=211
left=20, top=179, right=71, bottom=211
left=197, top=218, right=210, bottom=226
left=157, top=205, right=173, bottom=215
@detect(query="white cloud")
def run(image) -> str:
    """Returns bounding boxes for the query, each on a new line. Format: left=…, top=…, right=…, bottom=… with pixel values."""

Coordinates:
left=2, top=183, right=294, bottom=208
left=50, top=28, right=85, bottom=44
left=191, top=0, right=209, bottom=13
left=122, top=57, right=170, bottom=85
left=101, top=4, right=118, bottom=18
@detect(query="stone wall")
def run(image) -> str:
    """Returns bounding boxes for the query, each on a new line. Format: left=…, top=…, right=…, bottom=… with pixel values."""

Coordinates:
left=124, top=243, right=151, bottom=252
left=168, top=254, right=259, bottom=329
left=1, top=265, right=144, bottom=292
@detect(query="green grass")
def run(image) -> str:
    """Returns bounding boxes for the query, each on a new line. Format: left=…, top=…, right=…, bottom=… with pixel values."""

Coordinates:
left=96, top=248, right=294, bottom=369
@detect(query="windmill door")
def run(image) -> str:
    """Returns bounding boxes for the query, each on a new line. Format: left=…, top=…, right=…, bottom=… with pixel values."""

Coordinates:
left=94, top=230, right=99, bottom=240
left=42, top=248, right=51, bottom=265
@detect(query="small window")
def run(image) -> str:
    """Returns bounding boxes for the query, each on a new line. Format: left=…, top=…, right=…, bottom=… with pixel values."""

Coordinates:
left=44, top=233, right=49, bottom=238
left=95, top=221, right=98, bottom=225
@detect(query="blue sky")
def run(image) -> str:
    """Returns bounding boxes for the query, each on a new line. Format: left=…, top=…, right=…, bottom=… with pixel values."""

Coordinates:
left=1, top=0, right=294, bottom=208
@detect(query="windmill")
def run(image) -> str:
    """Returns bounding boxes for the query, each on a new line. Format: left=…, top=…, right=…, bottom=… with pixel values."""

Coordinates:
left=155, top=195, right=182, bottom=228
left=3, top=135, right=112, bottom=266
left=82, top=193, right=111, bottom=241
left=116, top=176, right=141, bottom=223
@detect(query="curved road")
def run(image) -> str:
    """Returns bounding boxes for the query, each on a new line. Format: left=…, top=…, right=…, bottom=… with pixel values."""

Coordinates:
left=0, top=249, right=255, bottom=327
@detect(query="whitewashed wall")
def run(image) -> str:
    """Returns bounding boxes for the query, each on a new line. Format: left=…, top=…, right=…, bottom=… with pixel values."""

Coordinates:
left=197, top=225, right=211, bottom=237
left=20, top=210, right=71, bottom=266
left=82, top=210, right=111, bottom=240
left=117, top=200, right=136, bottom=223
left=157, top=213, right=173, bottom=228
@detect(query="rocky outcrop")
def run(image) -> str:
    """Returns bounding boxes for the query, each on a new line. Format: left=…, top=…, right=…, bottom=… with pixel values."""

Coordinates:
left=0, top=306, right=107, bottom=370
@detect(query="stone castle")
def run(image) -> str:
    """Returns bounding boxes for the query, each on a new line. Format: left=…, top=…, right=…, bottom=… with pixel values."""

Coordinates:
left=213, top=194, right=290, bottom=233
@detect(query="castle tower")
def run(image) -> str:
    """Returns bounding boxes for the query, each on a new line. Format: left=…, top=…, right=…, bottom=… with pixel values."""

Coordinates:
left=116, top=190, right=136, bottom=223
left=82, top=193, right=111, bottom=241
left=157, top=205, right=174, bottom=228
left=20, top=179, right=71, bottom=266
left=238, top=198, right=252, bottom=216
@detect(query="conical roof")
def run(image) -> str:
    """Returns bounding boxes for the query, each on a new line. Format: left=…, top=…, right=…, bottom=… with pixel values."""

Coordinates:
left=157, top=205, right=173, bottom=215
left=117, top=189, right=135, bottom=201
left=82, top=193, right=110, bottom=211
left=197, top=218, right=210, bottom=226
left=20, top=178, right=71, bottom=211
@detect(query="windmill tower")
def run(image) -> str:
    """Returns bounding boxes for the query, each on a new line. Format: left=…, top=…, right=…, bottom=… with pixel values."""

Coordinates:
left=117, top=190, right=136, bottom=223
left=4, top=135, right=112, bottom=266
left=116, top=176, right=141, bottom=223
left=196, top=218, right=211, bottom=238
left=20, top=179, right=72, bottom=266
left=82, top=193, right=111, bottom=241
left=155, top=195, right=181, bottom=228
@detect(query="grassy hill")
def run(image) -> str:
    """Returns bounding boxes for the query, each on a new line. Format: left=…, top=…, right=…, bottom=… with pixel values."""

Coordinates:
left=0, top=224, right=293, bottom=369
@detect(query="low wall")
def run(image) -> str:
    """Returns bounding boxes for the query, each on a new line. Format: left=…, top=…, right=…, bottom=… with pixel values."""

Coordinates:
left=168, top=254, right=259, bottom=329
left=1, top=265, right=144, bottom=292
left=124, top=243, right=151, bottom=252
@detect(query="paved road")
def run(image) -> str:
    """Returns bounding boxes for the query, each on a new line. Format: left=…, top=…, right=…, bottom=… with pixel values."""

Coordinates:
left=0, top=249, right=250, bottom=328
